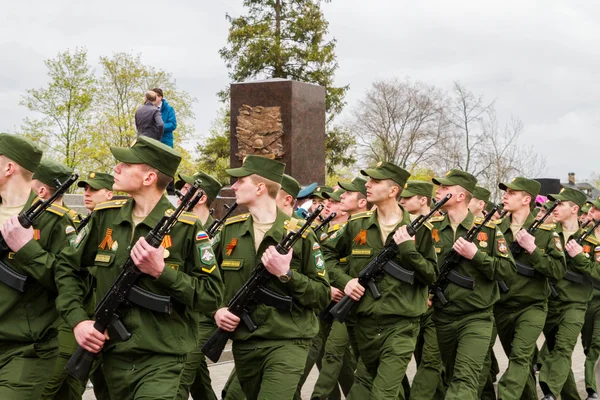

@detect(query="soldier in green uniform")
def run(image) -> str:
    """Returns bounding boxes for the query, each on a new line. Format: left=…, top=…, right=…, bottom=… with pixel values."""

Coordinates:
left=429, top=169, right=516, bottom=400
left=0, top=134, right=76, bottom=398
left=309, top=185, right=334, bottom=214
left=494, top=177, right=566, bottom=400
left=469, top=185, right=491, bottom=218
left=322, top=162, right=438, bottom=400
left=580, top=203, right=591, bottom=227
left=55, top=136, right=224, bottom=399
left=212, top=155, right=330, bottom=400
left=400, top=180, right=446, bottom=400
left=581, top=198, right=600, bottom=400
left=538, top=187, right=592, bottom=400
left=174, top=171, right=223, bottom=400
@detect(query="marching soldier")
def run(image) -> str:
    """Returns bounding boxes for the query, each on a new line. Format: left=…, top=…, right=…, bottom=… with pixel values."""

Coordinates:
left=494, top=177, right=566, bottom=400
left=212, top=155, right=330, bottom=400
left=176, top=171, right=222, bottom=229
left=469, top=185, right=491, bottom=218
left=322, top=162, right=437, bottom=400
left=429, top=169, right=516, bottom=399
left=0, top=134, right=76, bottom=398
left=78, top=172, right=115, bottom=214
left=55, top=136, right=223, bottom=399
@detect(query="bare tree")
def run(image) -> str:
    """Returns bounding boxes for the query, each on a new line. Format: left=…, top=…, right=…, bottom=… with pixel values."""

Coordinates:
left=350, top=78, right=448, bottom=169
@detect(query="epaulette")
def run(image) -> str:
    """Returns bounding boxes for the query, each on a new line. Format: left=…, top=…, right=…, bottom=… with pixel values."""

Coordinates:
left=67, top=209, right=81, bottom=222
left=584, top=236, right=600, bottom=246
left=177, top=212, right=199, bottom=226
left=423, top=220, right=433, bottom=230
left=350, top=210, right=374, bottom=221
left=328, top=223, right=344, bottom=233
left=538, top=223, right=554, bottom=231
left=94, top=199, right=128, bottom=211
left=474, top=217, right=496, bottom=229
left=428, top=215, right=446, bottom=223
left=310, top=220, right=320, bottom=229
left=224, top=213, right=250, bottom=226
left=46, top=203, right=69, bottom=217
left=284, top=218, right=310, bottom=238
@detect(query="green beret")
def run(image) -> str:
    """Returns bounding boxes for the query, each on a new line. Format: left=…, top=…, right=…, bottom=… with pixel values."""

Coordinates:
left=472, top=186, right=491, bottom=202
left=400, top=180, right=433, bottom=199
left=0, top=133, right=43, bottom=173
left=110, top=136, right=181, bottom=177
left=323, top=188, right=346, bottom=202
left=361, top=161, right=411, bottom=187
left=499, top=177, right=541, bottom=199
left=178, top=171, right=222, bottom=201
left=77, top=172, right=114, bottom=191
left=548, top=187, right=587, bottom=209
left=226, top=155, right=285, bottom=184
left=310, top=186, right=334, bottom=200
left=338, top=177, right=367, bottom=196
left=432, top=169, right=477, bottom=194
left=33, top=158, right=73, bottom=187
left=280, top=174, right=301, bottom=199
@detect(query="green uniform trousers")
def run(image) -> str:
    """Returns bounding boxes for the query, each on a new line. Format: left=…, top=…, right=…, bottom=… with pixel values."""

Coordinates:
left=582, top=299, right=600, bottom=395
left=479, top=347, right=499, bottom=400
left=102, top=352, right=186, bottom=400
left=222, top=367, right=245, bottom=400
left=90, top=356, right=111, bottom=400
left=233, top=339, right=310, bottom=400
left=411, top=309, right=445, bottom=400
left=295, top=318, right=330, bottom=400
left=0, top=334, right=59, bottom=400
left=494, top=302, right=546, bottom=400
left=347, top=315, right=419, bottom=400
left=41, top=327, right=85, bottom=399
left=178, top=318, right=217, bottom=400
left=539, top=301, right=587, bottom=398
left=311, top=320, right=356, bottom=400
left=434, top=309, right=494, bottom=400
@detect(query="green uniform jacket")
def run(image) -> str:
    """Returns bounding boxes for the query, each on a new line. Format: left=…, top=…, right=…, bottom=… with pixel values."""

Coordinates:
left=496, top=214, right=566, bottom=307
left=55, top=196, right=224, bottom=356
left=0, top=191, right=76, bottom=342
left=552, top=226, right=596, bottom=304
left=323, top=222, right=349, bottom=289
left=430, top=211, right=516, bottom=315
left=578, top=233, right=600, bottom=300
left=214, top=209, right=330, bottom=342
left=321, top=208, right=438, bottom=318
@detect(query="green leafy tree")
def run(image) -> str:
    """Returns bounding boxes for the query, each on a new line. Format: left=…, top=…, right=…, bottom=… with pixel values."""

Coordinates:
left=20, top=47, right=96, bottom=169
left=196, top=107, right=231, bottom=184
left=206, top=0, right=355, bottom=176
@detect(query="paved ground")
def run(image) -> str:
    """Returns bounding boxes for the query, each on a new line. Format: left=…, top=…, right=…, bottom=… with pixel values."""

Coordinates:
left=82, top=336, right=596, bottom=399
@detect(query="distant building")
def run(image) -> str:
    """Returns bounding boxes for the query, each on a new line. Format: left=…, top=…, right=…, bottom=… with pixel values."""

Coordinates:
left=560, top=172, right=599, bottom=200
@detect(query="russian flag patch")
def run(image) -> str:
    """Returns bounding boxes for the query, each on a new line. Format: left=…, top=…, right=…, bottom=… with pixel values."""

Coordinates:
left=196, top=231, right=209, bottom=241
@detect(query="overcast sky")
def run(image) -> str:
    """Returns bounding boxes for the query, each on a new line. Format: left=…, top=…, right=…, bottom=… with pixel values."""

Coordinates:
left=2, top=0, right=598, bottom=182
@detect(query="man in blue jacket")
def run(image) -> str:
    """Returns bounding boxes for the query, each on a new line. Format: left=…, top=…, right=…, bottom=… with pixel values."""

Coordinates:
left=153, top=88, right=177, bottom=148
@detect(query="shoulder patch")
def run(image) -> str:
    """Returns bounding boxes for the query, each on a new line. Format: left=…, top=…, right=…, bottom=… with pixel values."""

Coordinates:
left=178, top=212, right=199, bottom=225
left=350, top=211, right=374, bottom=221
left=224, top=213, right=250, bottom=226
left=94, top=199, right=128, bottom=211
left=428, top=215, right=446, bottom=223
left=538, top=223, right=554, bottom=231
left=46, top=203, right=69, bottom=217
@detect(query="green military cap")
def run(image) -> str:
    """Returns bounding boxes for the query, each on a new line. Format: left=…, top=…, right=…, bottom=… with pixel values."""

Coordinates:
left=310, top=186, right=334, bottom=200
left=541, top=200, right=554, bottom=210
left=77, top=172, right=114, bottom=191
left=226, top=155, right=285, bottom=184
left=33, top=158, right=73, bottom=187
left=110, top=136, right=181, bottom=177
left=338, top=177, right=367, bottom=196
left=485, top=200, right=495, bottom=214
left=178, top=172, right=222, bottom=201
left=432, top=169, right=477, bottom=194
left=586, top=196, right=600, bottom=210
left=548, top=187, right=587, bottom=209
left=323, top=188, right=346, bottom=202
left=280, top=174, right=302, bottom=199
left=498, top=177, right=541, bottom=199
left=472, top=186, right=491, bottom=202
left=400, top=180, right=433, bottom=199
left=0, top=133, right=43, bottom=173
left=582, top=203, right=591, bottom=213
left=361, top=161, right=410, bottom=187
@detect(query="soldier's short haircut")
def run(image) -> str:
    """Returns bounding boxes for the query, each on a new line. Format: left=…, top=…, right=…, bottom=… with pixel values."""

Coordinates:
left=250, top=174, right=281, bottom=199
left=0, top=155, right=33, bottom=180
left=457, top=186, right=473, bottom=203
left=140, top=164, right=172, bottom=191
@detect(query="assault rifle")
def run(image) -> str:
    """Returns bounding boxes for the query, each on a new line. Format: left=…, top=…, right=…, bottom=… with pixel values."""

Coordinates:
left=0, top=174, right=79, bottom=292
left=76, top=212, right=93, bottom=234
left=314, top=212, right=337, bottom=235
left=201, top=205, right=324, bottom=363
left=430, top=204, right=499, bottom=305
left=65, top=181, right=202, bottom=381
left=497, top=200, right=560, bottom=293
left=206, top=202, right=238, bottom=239
left=328, top=194, right=452, bottom=323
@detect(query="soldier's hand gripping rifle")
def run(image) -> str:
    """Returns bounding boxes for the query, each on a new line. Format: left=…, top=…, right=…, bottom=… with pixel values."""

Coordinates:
left=65, top=181, right=201, bottom=382
left=201, top=204, right=324, bottom=363
left=328, top=194, right=452, bottom=323
left=206, top=202, right=238, bottom=239
left=497, top=200, right=561, bottom=293
left=430, top=204, right=499, bottom=305
left=0, top=174, right=79, bottom=292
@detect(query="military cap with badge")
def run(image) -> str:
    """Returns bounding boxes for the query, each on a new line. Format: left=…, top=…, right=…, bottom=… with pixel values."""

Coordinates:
left=77, top=172, right=114, bottom=191
left=110, top=136, right=182, bottom=178
left=0, top=133, right=43, bottom=172
left=177, top=172, right=223, bottom=202
left=226, top=154, right=285, bottom=184
left=33, top=158, right=73, bottom=187
left=400, top=180, right=433, bottom=199
left=361, top=161, right=411, bottom=187
left=338, top=177, right=367, bottom=196
left=432, top=168, right=477, bottom=194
